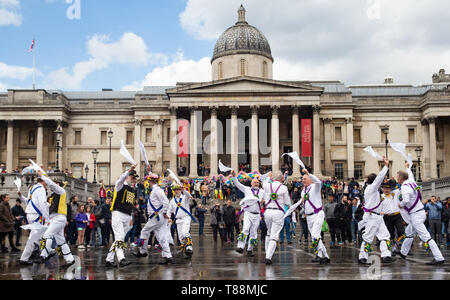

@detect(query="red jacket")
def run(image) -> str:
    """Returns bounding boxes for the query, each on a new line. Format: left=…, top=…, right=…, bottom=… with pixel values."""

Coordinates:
left=88, top=213, right=96, bottom=229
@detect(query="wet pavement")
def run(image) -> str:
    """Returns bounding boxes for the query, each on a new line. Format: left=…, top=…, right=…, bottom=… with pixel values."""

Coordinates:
left=0, top=234, right=449, bottom=280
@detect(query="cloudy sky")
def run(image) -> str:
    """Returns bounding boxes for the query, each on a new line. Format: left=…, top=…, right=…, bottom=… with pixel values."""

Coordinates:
left=1, top=0, right=450, bottom=91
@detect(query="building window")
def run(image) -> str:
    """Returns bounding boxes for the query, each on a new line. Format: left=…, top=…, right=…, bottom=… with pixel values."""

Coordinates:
left=101, top=130, right=107, bottom=145
left=354, top=128, right=361, bottom=143
left=126, top=130, right=133, bottom=145
left=218, top=62, right=223, bottom=80
left=166, top=127, right=171, bottom=143
left=71, top=163, right=83, bottom=178
left=334, top=163, right=344, bottom=180
left=98, top=164, right=109, bottom=183
left=145, top=128, right=152, bottom=143
left=437, top=164, right=441, bottom=178
left=240, top=59, right=246, bottom=76
left=334, top=127, right=342, bottom=142
left=28, top=130, right=36, bottom=145
left=354, top=164, right=363, bottom=180
left=263, top=61, right=268, bottom=78
left=408, top=128, right=416, bottom=143
left=74, top=130, right=81, bottom=145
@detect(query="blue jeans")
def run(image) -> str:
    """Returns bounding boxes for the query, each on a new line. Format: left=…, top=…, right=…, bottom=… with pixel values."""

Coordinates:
left=125, top=223, right=138, bottom=243
left=280, top=217, right=291, bottom=242
left=199, top=219, right=205, bottom=235
left=351, top=219, right=359, bottom=242
left=90, top=227, right=102, bottom=246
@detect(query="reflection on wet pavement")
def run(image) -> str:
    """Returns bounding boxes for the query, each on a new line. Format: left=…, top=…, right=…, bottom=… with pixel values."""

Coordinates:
left=0, top=235, right=448, bottom=280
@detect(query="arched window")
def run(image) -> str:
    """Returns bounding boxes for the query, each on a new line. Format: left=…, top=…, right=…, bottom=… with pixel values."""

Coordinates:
left=263, top=61, right=268, bottom=78
left=240, top=59, right=246, bottom=76
left=218, top=62, right=223, bottom=80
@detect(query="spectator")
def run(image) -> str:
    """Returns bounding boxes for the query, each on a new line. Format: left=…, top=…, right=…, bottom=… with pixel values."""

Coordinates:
left=222, top=200, right=236, bottom=243
left=334, top=195, right=352, bottom=245
left=75, top=204, right=88, bottom=249
left=85, top=205, right=95, bottom=247
left=324, top=194, right=338, bottom=247
left=280, top=210, right=292, bottom=244
left=91, top=200, right=103, bottom=247
left=234, top=208, right=241, bottom=237
left=100, top=197, right=113, bottom=246
left=98, top=181, right=107, bottom=205
left=195, top=204, right=207, bottom=235
left=442, top=197, right=450, bottom=247
left=0, top=194, right=20, bottom=253
left=201, top=183, right=209, bottom=205
left=11, top=198, right=26, bottom=246
left=298, top=207, right=309, bottom=244
left=210, top=202, right=225, bottom=243
left=67, top=196, right=79, bottom=246
left=350, top=197, right=360, bottom=245
left=425, top=196, right=443, bottom=244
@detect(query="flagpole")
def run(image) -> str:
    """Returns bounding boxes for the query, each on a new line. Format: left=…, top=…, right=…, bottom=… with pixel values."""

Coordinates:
left=32, top=48, right=36, bottom=90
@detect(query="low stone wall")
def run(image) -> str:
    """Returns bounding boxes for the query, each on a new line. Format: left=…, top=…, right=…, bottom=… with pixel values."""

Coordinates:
left=421, top=177, right=450, bottom=200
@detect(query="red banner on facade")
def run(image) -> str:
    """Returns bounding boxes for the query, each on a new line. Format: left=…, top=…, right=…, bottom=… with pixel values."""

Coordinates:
left=301, top=119, right=312, bottom=157
left=178, top=119, right=189, bottom=158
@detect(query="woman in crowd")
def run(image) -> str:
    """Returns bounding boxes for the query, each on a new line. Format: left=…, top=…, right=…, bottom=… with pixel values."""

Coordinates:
left=75, top=205, right=88, bottom=249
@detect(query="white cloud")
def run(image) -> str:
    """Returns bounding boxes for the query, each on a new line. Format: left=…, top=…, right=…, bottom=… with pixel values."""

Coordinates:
left=122, top=52, right=211, bottom=90
left=0, top=0, right=21, bottom=26
left=179, top=0, right=450, bottom=85
left=0, top=61, right=38, bottom=80
left=47, top=32, right=165, bottom=90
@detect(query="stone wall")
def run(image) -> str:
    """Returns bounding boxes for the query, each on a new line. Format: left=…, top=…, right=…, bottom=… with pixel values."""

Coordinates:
left=421, top=176, right=450, bottom=200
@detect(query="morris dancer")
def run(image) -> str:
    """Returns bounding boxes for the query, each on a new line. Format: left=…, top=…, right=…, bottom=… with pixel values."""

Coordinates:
left=398, top=164, right=445, bottom=265
left=105, top=165, right=138, bottom=268
left=34, top=171, right=75, bottom=268
left=135, top=174, right=173, bottom=264
left=232, top=170, right=266, bottom=257
left=19, top=175, right=50, bottom=265
left=167, top=179, right=196, bottom=259
left=302, top=168, right=330, bottom=264
left=358, top=157, right=395, bottom=265
left=263, top=171, right=291, bottom=265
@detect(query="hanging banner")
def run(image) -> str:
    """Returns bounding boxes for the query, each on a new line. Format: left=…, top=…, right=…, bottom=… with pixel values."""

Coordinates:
left=178, top=119, right=189, bottom=158
left=301, top=119, right=312, bottom=157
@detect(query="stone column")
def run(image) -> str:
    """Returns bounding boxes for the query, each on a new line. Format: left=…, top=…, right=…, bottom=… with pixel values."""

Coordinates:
left=189, top=108, right=198, bottom=177
left=421, top=120, right=430, bottom=180
left=271, top=106, right=280, bottom=172
left=134, top=119, right=142, bottom=176
left=323, top=117, right=332, bottom=173
left=6, top=121, right=13, bottom=173
left=169, top=108, right=178, bottom=172
left=346, top=117, right=355, bottom=179
left=155, top=119, right=164, bottom=174
left=230, top=106, right=239, bottom=172
left=312, top=105, right=322, bottom=176
left=428, top=117, right=438, bottom=179
left=292, top=106, right=301, bottom=177
left=251, top=106, right=259, bottom=171
left=210, top=106, right=219, bottom=176
left=36, top=120, right=44, bottom=165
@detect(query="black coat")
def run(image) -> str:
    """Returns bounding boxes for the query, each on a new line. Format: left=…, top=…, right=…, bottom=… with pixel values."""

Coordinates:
left=222, top=205, right=236, bottom=225
left=334, top=202, right=352, bottom=220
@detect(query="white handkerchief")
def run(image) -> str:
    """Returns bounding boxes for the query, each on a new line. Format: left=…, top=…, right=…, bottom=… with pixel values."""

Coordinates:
left=29, top=159, right=47, bottom=176
left=22, top=165, right=34, bottom=175
left=283, top=200, right=303, bottom=220
left=281, top=152, right=306, bottom=169
left=14, top=177, right=21, bottom=192
left=219, top=160, right=233, bottom=172
left=120, top=140, right=137, bottom=165
left=167, top=168, right=181, bottom=186
left=363, top=146, right=383, bottom=160
left=139, top=141, right=149, bottom=166
left=389, top=142, right=413, bottom=166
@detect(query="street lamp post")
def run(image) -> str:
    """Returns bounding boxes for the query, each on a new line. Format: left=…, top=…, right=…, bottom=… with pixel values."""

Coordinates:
left=84, top=164, right=89, bottom=182
left=92, top=149, right=99, bottom=184
left=54, top=123, right=64, bottom=173
left=415, top=147, right=423, bottom=183
left=382, top=126, right=389, bottom=159
left=107, top=128, right=113, bottom=187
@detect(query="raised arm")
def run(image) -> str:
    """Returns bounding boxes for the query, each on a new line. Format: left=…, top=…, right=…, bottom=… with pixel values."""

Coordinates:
left=405, top=162, right=415, bottom=182
left=40, top=175, right=65, bottom=195
left=115, top=170, right=130, bottom=192
left=233, top=177, right=249, bottom=194
left=368, top=159, right=389, bottom=192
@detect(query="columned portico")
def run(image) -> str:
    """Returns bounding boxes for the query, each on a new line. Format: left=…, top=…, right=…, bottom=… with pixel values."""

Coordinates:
left=429, top=117, right=437, bottom=179
left=155, top=119, right=164, bottom=174
left=134, top=119, right=142, bottom=175
left=346, top=117, right=355, bottom=179
left=169, top=108, right=178, bottom=172
left=421, top=120, right=430, bottom=180
left=210, top=107, right=219, bottom=176
left=292, top=106, right=301, bottom=177
left=36, top=120, right=44, bottom=165
left=189, top=108, right=198, bottom=177
left=6, top=121, right=13, bottom=173
left=271, top=105, right=280, bottom=172
left=312, top=106, right=322, bottom=176
left=230, top=106, right=239, bottom=172
left=250, top=106, right=259, bottom=171
left=323, top=117, right=332, bottom=172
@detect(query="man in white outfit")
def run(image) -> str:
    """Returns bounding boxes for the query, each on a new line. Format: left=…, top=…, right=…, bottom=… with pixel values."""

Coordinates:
left=397, top=164, right=445, bottom=265
left=263, top=171, right=291, bottom=265
left=19, top=176, right=50, bottom=265
left=167, top=180, right=196, bottom=258
left=105, top=165, right=138, bottom=268
left=34, top=171, right=75, bottom=268
left=232, top=171, right=266, bottom=257
left=302, top=168, right=330, bottom=264
left=358, top=157, right=396, bottom=265
left=135, top=174, right=173, bottom=264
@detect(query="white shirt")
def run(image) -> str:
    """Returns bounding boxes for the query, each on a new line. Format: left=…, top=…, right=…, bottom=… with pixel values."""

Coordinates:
left=234, top=177, right=266, bottom=214
left=25, top=183, right=50, bottom=221
left=399, top=168, right=423, bottom=214
left=381, top=189, right=401, bottom=215
left=301, top=174, right=323, bottom=215
left=115, top=170, right=130, bottom=192
left=41, top=176, right=65, bottom=196
left=363, top=166, right=388, bottom=214
left=263, top=181, right=291, bottom=211
left=148, top=185, right=169, bottom=215
left=167, top=190, right=192, bottom=219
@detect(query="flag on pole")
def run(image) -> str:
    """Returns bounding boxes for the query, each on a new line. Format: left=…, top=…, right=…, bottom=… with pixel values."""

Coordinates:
left=28, top=39, right=35, bottom=53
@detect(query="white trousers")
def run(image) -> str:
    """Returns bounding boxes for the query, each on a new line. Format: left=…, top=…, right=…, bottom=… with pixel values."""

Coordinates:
left=175, top=216, right=192, bottom=251
left=106, top=211, right=132, bottom=263
left=306, top=211, right=329, bottom=259
left=400, top=210, right=444, bottom=261
left=264, top=209, right=284, bottom=260
left=359, top=213, right=391, bottom=260
left=237, top=212, right=260, bottom=251
left=139, top=216, right=172, bottom=258
left=41, top=213, right=74, bottom=263
left=20, top=213, right=45, bottom=262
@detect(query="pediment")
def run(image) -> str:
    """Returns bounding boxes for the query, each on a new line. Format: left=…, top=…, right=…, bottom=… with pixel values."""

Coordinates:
left=166, top=76, right=324, bottom=95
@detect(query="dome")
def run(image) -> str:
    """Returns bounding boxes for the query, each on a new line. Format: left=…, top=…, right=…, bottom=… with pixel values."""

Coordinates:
left=212, top=5, right=273, bottom=63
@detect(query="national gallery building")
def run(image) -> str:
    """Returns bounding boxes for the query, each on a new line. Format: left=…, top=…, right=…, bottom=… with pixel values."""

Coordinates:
left=1, top=6, right=449, bottom=183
